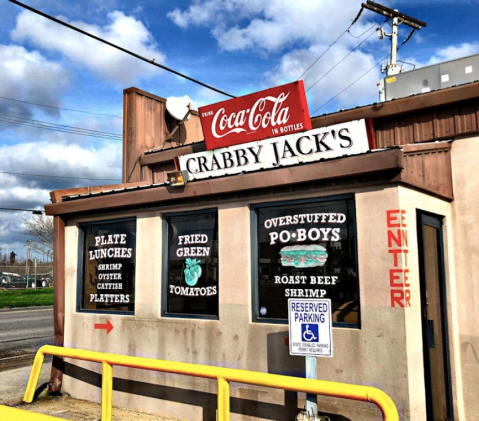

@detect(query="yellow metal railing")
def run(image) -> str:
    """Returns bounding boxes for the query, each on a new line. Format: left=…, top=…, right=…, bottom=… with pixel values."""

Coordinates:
left=3, top=345, right=399, bottom=421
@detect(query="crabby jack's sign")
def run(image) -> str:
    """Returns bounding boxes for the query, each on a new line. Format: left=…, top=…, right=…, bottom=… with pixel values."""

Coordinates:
left=179, top=119, right=369, bottom=181
left=198, top=81, right=312, bottom=150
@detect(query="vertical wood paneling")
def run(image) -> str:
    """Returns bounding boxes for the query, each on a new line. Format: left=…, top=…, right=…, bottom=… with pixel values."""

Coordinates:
left=414, top=111, right=436, bottom=142
left=434, top=108, right=455, bottom=138
left=395, top=114, right=415, bottom=144
left=375, top=99, right=479, bottom=148
left=151, top=162, right=176, bottom=184
left=123, top=88, right=205, bottom=183
left=402, top=150, right=453, bottom=199
left=455, top=104, right=478, bottom=134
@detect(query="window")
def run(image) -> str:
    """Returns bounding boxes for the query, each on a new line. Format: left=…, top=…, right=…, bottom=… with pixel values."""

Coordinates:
left=163, top=210, right=219, bottom=319
left=79, top=219, right=136, bottom=314
left=252, top=196, right=359, bottom=326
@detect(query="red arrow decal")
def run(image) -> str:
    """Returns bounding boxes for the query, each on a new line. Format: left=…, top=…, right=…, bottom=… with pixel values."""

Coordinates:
left=94, top=320, right=113, bottom=334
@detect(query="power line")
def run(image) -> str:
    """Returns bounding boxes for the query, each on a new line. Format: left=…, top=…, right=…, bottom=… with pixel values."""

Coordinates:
left=0, top=112, right=122, bottom=140
left=296, top=6, right=364, bottom=81
left=347, top=23, right=377, bottom=38
left=0, top=95, right=122, bottom=118
left=8, top=0, right=235, bottom=99
left=0, top=112, right=122, bottom=137
left=305, top=27, right=377, bottom=93
left=0, top=170, right=121, bottom=182
left=0, top=207, right=44, bottom=214
left=0, top=117, right=122, bottom=140
left=311, top=53, right=390, bottom=115
left=311, top=17, right=417, bottom=116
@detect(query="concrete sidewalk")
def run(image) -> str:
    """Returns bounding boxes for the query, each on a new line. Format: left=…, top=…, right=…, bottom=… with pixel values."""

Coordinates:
left=12, top=396, right=183, bottom=421
left=0, top=363, right=183, bottom=421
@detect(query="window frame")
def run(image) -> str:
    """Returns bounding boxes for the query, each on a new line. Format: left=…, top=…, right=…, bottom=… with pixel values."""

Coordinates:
left=161, top=208, right=219, bottom=320
left=77, top=217, right=137, bottom=316
left=250, top=194, right=360, bottom=328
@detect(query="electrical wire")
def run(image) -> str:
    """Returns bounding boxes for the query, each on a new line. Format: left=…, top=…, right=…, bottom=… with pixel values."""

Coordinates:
left=305, top=27, right=377, bottom=92
left=0, top=96, right=122, bottom=118
left=0, top=170, right=121, bottom=182
left=0, top=117, right=122, bottom=140
left=0, top=112, right=122, bottom=136
left=0, top=207, right=44, bottom=213
left=0, top=113, right=122, bottom=140
left=311, top=22, right=418, bottom=116
left=296, top=6, right=364, bottom=81
left=347, top=23, right=377, bottom=38
left=311, top=53, right=390, bottom=115
left=7, top=0, right=235, bottom=99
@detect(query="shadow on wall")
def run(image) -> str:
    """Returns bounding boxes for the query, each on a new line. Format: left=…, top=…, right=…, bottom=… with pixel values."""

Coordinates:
left=266, top=331, right=352, bottom=421
left=56, top=334, right=351, bottom=421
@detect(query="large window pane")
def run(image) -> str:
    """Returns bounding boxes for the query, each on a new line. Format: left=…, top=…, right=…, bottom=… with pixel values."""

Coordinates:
left=164, top=211, right=219, bottom=318
left=80, top=219, right=136, bottom=313
left=254, top=197, right=359, bottom=326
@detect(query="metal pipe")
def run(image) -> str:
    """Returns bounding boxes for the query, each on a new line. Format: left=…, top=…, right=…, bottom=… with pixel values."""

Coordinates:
left=24, top=345, right=399, bottom=421
left=217, top=377, right=230, bottom=421
left=24, top=349, right=45, bottom=402
left=101, top=361, right=113, bottom=421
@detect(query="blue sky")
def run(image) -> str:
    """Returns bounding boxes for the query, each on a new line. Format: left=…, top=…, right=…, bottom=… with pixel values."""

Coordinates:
left=1, top=0, right=478, bottom=259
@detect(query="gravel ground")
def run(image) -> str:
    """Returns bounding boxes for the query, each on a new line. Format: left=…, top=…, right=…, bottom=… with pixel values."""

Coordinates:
left=11, top=395, right=186, bottom=421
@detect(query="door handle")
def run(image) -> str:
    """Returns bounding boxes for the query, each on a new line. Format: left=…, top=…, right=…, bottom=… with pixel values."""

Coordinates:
left=427, top=319, right=435, bottom=348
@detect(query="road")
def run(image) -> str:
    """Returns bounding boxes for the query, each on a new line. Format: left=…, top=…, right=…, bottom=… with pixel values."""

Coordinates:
left=0, top=307, right=54, bottom=372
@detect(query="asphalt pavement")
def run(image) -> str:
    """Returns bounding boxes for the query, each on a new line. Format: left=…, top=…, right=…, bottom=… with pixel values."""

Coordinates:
left=0, top=306, right=54, bottom=371
left=0, top=306, right=54, bottom=405
left=0, top=307, right=182, bottom=420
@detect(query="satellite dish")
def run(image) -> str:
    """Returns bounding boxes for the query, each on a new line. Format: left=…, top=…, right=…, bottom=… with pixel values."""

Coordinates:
left=166, top=97, right=191, bottom=121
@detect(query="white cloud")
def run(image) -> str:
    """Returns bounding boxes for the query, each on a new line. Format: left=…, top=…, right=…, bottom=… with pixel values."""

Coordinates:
left=0, top=44, right=69, bottom=118
left=167, top=0, right=265, bottom=29
left=168, top=0, right=376, bottom=53
left=11, top=10, right=166, bottom=85
left=184, top=87, right=229, bottom=109
left=0, top=139, right=122, bottom=254
left=267, top=43, right=381, bottom=114
left=427, top=42, right=479, bottom=65
left=0, top=140, right=122, bottom=187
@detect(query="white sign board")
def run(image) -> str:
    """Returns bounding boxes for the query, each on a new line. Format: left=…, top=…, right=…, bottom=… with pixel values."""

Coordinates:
left=288, top=298, right=333, bottom=357
left=179, top=119, right=369, bottom=181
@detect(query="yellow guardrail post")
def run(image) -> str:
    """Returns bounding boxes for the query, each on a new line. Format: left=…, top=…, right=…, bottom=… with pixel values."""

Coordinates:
left=217, top=377, right=230, bottom=421
left=21, top=345, right=399, bottom=421
left=24, top=347, right=45, bottom=403
left=101, top=361, right=113, bottom=421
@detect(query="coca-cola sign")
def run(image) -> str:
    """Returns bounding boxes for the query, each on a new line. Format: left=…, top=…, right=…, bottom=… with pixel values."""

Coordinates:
left=199, top=81, right=312, bottom=150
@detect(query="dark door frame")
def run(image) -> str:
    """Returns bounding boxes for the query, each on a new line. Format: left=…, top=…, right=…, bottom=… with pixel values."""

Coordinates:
left=417, top=211, right=454, bottom=420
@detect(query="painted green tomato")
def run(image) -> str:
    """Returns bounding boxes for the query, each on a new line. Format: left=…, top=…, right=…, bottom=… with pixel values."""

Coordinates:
left=184, top=258, right=202, bottom=286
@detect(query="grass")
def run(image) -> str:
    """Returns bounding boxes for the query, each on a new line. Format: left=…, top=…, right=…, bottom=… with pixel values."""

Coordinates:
left=0, top=287, right=54, bottom=309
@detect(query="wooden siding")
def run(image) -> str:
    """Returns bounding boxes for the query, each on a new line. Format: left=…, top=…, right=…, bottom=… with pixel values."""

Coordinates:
left=122, top=88, right=204, bottom=183
left=374, top=99, right=479, bottom=147
left=400, top=143, right=453, bottom=199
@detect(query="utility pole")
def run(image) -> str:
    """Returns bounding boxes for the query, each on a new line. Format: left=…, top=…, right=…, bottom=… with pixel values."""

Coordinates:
left=26, top=240, right=31, bottom=288
left=362, top=1, right=427, bottom=76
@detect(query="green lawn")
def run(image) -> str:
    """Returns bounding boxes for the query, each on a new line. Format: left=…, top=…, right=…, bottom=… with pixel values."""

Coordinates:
left=0, top=287, right=54, bottom=309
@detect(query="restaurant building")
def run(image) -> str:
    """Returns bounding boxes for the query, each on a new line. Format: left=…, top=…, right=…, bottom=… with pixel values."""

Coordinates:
left=45, top=80, right=479, bottom=421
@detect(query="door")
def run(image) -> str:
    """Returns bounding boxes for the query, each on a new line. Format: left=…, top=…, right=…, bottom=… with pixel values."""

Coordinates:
left=417, top=212, right=453, bottom=421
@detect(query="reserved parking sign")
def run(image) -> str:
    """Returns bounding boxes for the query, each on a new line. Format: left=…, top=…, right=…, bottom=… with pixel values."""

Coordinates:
left=288, top=299, right=333, bottom=357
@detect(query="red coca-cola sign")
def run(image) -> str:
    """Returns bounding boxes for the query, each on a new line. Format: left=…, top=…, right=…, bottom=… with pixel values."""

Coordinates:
left=199, top=81, right=311, bottom=150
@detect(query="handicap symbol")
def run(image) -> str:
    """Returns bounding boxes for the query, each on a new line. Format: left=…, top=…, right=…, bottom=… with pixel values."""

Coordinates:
left=302, top=324, right=318, bottom=342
